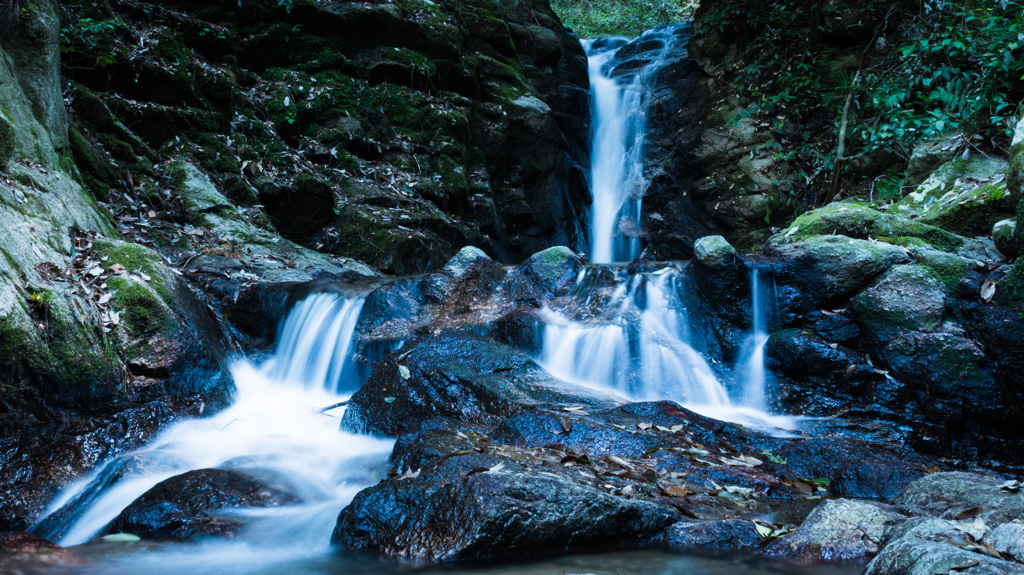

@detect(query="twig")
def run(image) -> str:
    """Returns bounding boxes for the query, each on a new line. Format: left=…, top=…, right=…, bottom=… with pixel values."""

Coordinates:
left=319, top=400, right=349, bottom=413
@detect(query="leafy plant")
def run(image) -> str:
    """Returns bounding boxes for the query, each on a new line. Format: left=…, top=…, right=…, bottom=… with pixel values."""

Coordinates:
left=549, top=0, right=696, bottom=38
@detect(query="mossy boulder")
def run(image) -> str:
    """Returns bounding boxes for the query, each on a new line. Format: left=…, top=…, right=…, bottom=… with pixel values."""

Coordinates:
left=693, top=235, right=740, bottom=270
left=167, top=161, right=236, bottom=222
left=850, top=265, right=945, bottom=336
left=766, top=234, right=912, bottom=312
left=782, top=201, right=963, bottom=253
left=521, top=246, right=584, bottom=296
left=890, top=156, right=1014, bottom=237
left=994, top=219, right=1016, bottom=258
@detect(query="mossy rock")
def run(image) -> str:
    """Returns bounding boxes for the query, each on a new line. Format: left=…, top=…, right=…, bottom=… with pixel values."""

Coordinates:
left=993, top=219, right=1016, bottom=258
left=766, top=234, right=913, bottom=310
left=850, top=264, right=945, bottom=336
left=166, top=160, right=236, bottom=223
left=0, top=109, right=15, bottom=167
left=781, top=200, right=963, bottom=253
left=889, top=156, right=1014, bottom=237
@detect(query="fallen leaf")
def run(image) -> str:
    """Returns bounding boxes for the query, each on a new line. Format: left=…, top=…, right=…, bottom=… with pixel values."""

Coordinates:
left=98, top=293, right=111, bottom=305
left=1000, top=480, right=1021, bottom=492
left=753, top=522, right=774, bottom=537
left=384, top=396, right=396, bottom=403
left=398, top=365, right=411, bottom=379
left=663, top=484, right=691, bottom=497
left=981, top=279, right=997, bottom=303
left=637, top=422, right=653, bottom=430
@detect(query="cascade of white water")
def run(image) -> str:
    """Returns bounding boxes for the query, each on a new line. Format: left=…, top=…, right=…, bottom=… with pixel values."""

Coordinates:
left=540, top=266, right=729, bottom=406
left=735, top=266, right=771, bottom=411
left=34, top=291, right=393, bottom=551
left=538, top=264, right=794, bottom=432
left=584, top=28, right=683, bottom=263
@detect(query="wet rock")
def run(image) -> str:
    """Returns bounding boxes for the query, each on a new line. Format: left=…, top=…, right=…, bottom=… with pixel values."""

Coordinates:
left=331, top=448, right=678, bottom=561
left=994, top=219, right=1017, bottom=258
left=520, top=246, right=585, bottom=297
left=31, top=450, right=186, bottom=542
left=766, top=499, right=905, bottom=561
left=340, top=334, right=617, bottom=437
left=894, top=472, right=1024, bottom=526
left=443, top=246, right=493, bottom=277
left=851, top=265, right=946, bottom=335
left=0, top=532, right=63, bottom=555
left=767, top=329, right=883, bottom=417
left=761, top=438, right=934, bottom=500
left=767, top=234, right=912, bottom=313
left=693, top=235, right=740, bottom=269
left=865, top=537, right=1024, bottom=575
left=103, top=469, right=299, bottom=541
left=656, top=519, right=766, bottom=551
left=987, top=522, right=1024, bottom=562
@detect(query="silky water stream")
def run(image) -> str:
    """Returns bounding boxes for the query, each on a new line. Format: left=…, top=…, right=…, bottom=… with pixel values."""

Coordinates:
left=14, top=284, right=859, bottom=575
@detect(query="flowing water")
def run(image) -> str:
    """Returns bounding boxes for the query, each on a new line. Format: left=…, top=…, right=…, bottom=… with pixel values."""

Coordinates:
left=585, top=26, right=688, bottom=263
left=32, top=292, right=394, bottom=557
left=537, top=263, right=794, bottom=432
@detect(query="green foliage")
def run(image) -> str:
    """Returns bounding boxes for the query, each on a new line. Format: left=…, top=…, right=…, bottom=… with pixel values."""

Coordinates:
left=550, top=0, right=696, bottom=37
left=857, top=2, right=1024, bottom=157
left=26, top=288, right=53, bottom=310
left=706, top=0, right=1024, bottom=203
left=60, top=17, right=125, bottom=65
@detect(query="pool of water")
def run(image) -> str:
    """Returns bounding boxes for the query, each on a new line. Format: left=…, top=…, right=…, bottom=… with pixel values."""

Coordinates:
left=6, top=545, right=865, bottom=575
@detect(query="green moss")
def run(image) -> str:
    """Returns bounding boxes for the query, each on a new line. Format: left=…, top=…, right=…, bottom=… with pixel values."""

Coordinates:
left=0, top=109, right=14, bottom=166
left=998, top=261, right=1024, bottom=305
left=784, top=201, right=963, bottom=252
left=435, top=154, right=467, bottom=192
left=107, top=276, right=172, bottom=335
left=94, top=240, right=173, bottom=303
left=915, top=251, right=972, bottom=293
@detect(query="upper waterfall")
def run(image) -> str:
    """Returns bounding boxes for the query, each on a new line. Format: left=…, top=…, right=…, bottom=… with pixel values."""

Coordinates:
left=584, top=25, right=690, bottom=263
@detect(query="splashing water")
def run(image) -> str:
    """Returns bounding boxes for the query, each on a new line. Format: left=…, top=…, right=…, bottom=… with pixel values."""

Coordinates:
left=33, top=292, right=394, bottom=559
left=585, top=26, right=687, bottom=263
left=538, top=264, right=796, bottom=433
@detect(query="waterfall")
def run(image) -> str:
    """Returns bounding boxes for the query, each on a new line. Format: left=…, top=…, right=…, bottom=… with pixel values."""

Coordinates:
left=584, top=26, right=687, bottom=263
left=735, top=266, right=772, bottom=411
left=263, top=293, right=365, bottom=393
left=32, top=291, right=393, bottom=555
left=538, top=264, right=794, bottom=432
left=539, top=266, right=729, bottom=406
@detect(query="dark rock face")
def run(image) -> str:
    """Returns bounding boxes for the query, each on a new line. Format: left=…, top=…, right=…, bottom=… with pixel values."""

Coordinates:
left=61, top=0, right=591, bottom=274
left=103, top=469, right=299, bottom=541
left=340, top=334, right=619, bottom=437
left=655, top=519, right=766, bottom=551
left=332, top=448, right=678, bottom=561
left=334, top=383, right=943, bottom=562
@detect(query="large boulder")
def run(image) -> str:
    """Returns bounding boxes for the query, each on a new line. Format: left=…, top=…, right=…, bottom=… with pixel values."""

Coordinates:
left=339, top=334, right=618, bottom=437
left=103, top=469, right=299, bottom=541
left=894, top=473, right=1024, bottom=526
left=766, top=499, right=906, bottom=561
left=890, top=156, right=1015, bottom=237
left=332, top=433, right=678, bottom=561
left=866, top=537, right=1024, bottom=575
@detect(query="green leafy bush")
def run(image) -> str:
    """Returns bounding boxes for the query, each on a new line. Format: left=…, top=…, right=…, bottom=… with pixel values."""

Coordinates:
left=550, top=0, right=696, bottom=38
